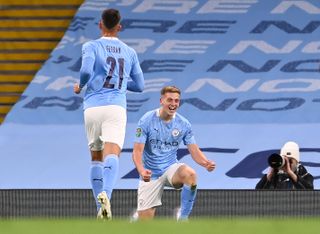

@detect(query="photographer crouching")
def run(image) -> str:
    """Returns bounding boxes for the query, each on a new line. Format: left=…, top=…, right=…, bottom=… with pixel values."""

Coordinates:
left=255, top=141, right=314, bottom=190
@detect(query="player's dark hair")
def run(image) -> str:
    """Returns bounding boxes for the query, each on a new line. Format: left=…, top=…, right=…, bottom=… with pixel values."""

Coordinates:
left=161, top=86, right=181, bottom=96
left=101, top=8, right=121, bottom=29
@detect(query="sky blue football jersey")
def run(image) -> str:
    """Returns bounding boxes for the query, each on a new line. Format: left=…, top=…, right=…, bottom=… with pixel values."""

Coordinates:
left=134, top=109, right=196, bottom=179
left=81, top=37, right=142, bottom=110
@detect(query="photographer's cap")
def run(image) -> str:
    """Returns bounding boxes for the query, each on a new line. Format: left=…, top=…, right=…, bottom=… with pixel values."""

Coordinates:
left=280, top=141, right=300, bottom=162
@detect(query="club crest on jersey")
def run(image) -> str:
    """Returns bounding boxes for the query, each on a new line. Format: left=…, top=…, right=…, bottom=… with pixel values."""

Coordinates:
left=136, top=128, right=142, bottom=137
left=172, top=129, right=180, bottom=137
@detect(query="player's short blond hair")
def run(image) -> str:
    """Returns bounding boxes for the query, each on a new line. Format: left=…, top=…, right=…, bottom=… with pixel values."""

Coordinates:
left=160, top=86, right=181, bottom=96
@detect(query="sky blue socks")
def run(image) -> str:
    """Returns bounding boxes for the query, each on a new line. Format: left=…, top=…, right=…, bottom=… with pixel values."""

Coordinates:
left=90, top=161, right=103, bottom=211
left=103, top=154, right=119, bottom=200
left=180, top=184, right=197, bottom=220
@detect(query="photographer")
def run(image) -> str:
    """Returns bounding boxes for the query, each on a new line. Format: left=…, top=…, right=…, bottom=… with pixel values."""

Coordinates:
left=255, top=141, right=314, bottom=190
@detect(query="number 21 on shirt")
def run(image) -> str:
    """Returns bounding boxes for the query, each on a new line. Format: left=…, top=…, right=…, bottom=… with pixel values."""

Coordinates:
left=104, top=56, right=124, bottom=89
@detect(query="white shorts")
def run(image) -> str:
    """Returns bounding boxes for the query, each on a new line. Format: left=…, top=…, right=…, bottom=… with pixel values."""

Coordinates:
left=137, top=163, right=185, bottom=211
left=84, top=105, right=126, bottom=151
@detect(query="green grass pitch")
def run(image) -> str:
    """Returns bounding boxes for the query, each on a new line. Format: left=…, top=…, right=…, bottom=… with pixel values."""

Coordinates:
left=1, top=218, right=319, bottom=234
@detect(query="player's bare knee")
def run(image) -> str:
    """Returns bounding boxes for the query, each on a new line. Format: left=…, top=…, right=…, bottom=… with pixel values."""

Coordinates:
left=188, top=169, right=197, bottom=185
left=181, top=167, right=197, bottom=185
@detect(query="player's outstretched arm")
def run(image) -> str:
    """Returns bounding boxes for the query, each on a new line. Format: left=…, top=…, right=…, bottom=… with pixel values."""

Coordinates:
left=132, top=142, right=151, bottom=181
left=187, top=144, right=216, bottom=172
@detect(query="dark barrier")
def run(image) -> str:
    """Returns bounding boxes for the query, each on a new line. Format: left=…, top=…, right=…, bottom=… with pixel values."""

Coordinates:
left=1, top=190, right=320, bottom=219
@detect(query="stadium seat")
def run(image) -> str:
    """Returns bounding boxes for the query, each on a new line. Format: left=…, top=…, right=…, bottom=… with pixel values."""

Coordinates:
left=0, top=0, right=84, bottom=123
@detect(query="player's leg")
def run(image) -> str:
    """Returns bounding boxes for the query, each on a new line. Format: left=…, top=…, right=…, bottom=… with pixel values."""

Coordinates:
left=96, top=145, right=116, bottom=220
left=101, top=143, right=121, bottom=200
left=93, top=146, right=113, bottom=220
left=90, top=151, right=104, bottom=211
left=171, top=164, right=197, bottom=220
left=84, top=107, right=104, bottom=214
left=97, top=105, right=126, bottom=219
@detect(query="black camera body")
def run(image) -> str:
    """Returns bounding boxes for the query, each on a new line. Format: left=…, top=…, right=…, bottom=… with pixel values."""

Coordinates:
left=268, top=153, right=286, bottom=169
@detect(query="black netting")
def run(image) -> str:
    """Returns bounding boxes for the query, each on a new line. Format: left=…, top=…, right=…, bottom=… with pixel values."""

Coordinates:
left=1, top=189, right=320, bottom=219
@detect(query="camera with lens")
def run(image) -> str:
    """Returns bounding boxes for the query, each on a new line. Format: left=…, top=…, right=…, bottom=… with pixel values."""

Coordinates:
left=268, top=153, right=286, bottom=169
